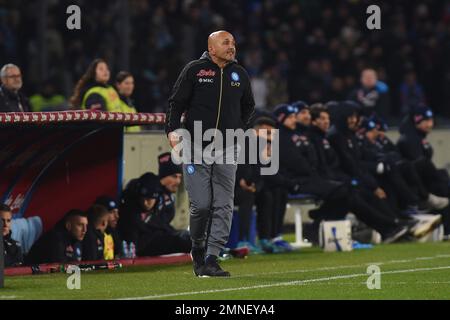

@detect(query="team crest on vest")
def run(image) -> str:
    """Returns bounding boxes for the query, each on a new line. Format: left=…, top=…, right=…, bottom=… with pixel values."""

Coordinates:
left=231, top=72, right=240, bottom=87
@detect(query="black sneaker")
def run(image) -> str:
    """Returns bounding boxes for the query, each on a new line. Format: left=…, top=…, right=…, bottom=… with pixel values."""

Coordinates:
left=382, top=226, right=409, bottom=244
left=199, top=255, right=230, bottom=277
left=190, top=247, right=205, bottom=277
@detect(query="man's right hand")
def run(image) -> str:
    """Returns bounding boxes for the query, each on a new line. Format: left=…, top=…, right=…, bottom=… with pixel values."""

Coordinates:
left=374, top=187, right=387, bottom=199
left=240, top=179, right=256, bottom=193
left=168, top=131, right=180, bottom=149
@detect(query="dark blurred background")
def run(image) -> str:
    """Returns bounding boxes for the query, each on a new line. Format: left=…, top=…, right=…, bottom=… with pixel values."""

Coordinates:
left=1, top=0, right=449, bottom=122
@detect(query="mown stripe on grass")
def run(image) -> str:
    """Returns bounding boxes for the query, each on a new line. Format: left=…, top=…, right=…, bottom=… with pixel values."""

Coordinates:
left=117, top=265, right=450, bottom=300
left=233, top=254, right=450, bottom=278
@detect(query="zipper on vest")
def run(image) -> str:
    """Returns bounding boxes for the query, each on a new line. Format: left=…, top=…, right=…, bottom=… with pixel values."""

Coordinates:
left=213, top=68, right=224, bottom=141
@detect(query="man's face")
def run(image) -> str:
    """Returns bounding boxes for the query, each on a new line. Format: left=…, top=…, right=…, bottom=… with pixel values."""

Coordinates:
left=116, top=76, right=134, bottom=97
left=361, top=69, right=377, bottom=89
left=98, top=215, right=109, bottom=234
left=209, top=32, right=236, bottom=63
left=255, top=124, right=275, bottom=142
left=416, top=119, right=434, bottom=134
left=66, top=216, right=88, bottom=241
left=0, top=210, right=12, bottom=237
left=108, top=208, right=119, bottom=229
left=1, top=66, right=23, bottom=92
left=95, top=62, right=110, bottom=84
left=160, top=173, right=182, bottom=193
left=312, top=112, right=330, bottom=133
left=296, top=109, right=311, bottom=126
left=365, top=129, right=379, bottom=143
left=283, top=113, right=297, bottom=130
left=141, top=198, right=157, bottom=212
left=347, top=114, right=359, bottom=131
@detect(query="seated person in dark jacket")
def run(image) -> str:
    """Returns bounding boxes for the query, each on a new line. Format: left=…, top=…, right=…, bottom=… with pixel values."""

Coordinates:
left=82, top=205, right=112, bottom=261
left=357, top=117, right=428, bottom=211
left=25, top=210, right=88, bottom=265
left=252, top=116, right=292, bottom=252
left=291, top=100, right=310, bottom=134
left=1, top=204, right=23, bottom=267
left=397, top=105, right=450, bottom=235
left=373, top=115, right=448, bottom=210
left=155, top=152, right=189, bottom=241
left=305, top=104, right=418, bottom=242
left=397, top=105, right=450, bottom=198
left=118, top=172, right=191, bottom=257
left=0, top=64, right=31, bottom=112
left=95, top=195, right=122, bottom=258
left=361, top=115, right=448, bottom=212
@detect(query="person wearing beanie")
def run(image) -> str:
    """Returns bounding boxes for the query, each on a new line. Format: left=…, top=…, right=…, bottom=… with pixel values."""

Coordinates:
left=155, top=153, right=190, bottom=243
left=398, top=105, right=435, bottom=161
left=291, top=100, right=311, bottom=134
left=117, top=172, right=191, bottom=256
left=358, top=116, right=443, bottom=217
left=363, top=113, right=449, bottom=214
left=306, top=103, right=422, bottom=243
left=397, top=106, right=450, bottom=236
left=326, top=102, right=434, bottom=240
left=289, top=100, right=418, bottom=244
left=94, top=196, right=122, bottom=258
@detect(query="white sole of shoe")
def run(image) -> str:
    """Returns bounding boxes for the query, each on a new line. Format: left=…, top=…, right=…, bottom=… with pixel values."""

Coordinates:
left=412, top=216, right=442, bottom=238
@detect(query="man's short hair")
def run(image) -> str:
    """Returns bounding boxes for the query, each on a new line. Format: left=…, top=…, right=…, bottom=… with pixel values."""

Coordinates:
left=310, top=103, right=329, bottom=122
left=253, top=116, right=276, bottom=128
left=63, top=209, right=87, bottom=224
left=0, top=204, right=12, bottom=213
left=86, top=205, right=109, bottom=225
left=0, top=64, right=19, bottom=78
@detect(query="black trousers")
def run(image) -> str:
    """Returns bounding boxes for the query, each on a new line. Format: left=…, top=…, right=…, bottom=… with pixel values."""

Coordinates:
left=309, top=183, right=399, bottom=236
left=414, top=158, right=450, bottom=197
left=378, top=167, right=421, bottom=209
left=413, top=158, right=450, bottom=234
left=255, top=187, right=276, bottom=240
left=273, top=187, right=289, bottom=238
left=234, top=187, right=256, bottom=242
left=397, top=160, right=429, bottom=200
left=137, top=232, right=191, bottom=257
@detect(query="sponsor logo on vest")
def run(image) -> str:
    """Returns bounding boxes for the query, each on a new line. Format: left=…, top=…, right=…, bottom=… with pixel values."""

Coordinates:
left=197, top=69, right=216, bottom=77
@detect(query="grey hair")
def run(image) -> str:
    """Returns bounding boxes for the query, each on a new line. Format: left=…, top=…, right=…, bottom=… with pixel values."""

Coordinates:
left=0, top=64, right=20, bottom=78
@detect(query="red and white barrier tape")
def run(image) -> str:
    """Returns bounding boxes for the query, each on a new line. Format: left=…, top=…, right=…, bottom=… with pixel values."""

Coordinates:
left=0, top=111, right=166, bottom=125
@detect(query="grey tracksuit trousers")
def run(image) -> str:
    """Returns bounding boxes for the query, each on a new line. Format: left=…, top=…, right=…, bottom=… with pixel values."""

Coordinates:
left=183, top=162, right=237, bottom=257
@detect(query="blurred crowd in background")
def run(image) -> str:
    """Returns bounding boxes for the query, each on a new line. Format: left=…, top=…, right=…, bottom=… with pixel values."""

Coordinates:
left=1, top=0, right=450, bottom=121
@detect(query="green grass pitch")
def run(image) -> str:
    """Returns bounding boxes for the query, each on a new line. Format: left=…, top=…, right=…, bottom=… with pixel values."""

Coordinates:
left=1, top=242, right=449, bottom=300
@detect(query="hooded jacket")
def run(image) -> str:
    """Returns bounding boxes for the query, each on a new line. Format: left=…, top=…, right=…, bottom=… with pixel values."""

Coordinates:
left=327, top=102, right=379, bottom=191
left=308, top=125, right=350, bottom=182
left=165, top=52, right=255, bottom=142
left=397, top=115, right=433, bottom=161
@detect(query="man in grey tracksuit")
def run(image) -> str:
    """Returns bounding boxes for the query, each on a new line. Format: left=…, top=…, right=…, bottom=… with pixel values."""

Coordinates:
left=165, top=30, right=255, bottom=277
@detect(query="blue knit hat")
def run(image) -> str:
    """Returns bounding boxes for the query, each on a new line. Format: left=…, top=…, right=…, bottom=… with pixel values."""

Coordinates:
left=273, top=104, right=299, bottom=123
left=413, top=105, right=433, bottom=124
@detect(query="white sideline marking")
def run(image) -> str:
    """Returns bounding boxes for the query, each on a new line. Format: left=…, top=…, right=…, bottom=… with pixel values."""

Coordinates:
left=0, top=296, right=18, bottom=299
left=233, top=254, right=450, bottom=279
left=117, top=265, right=450, bottom=300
